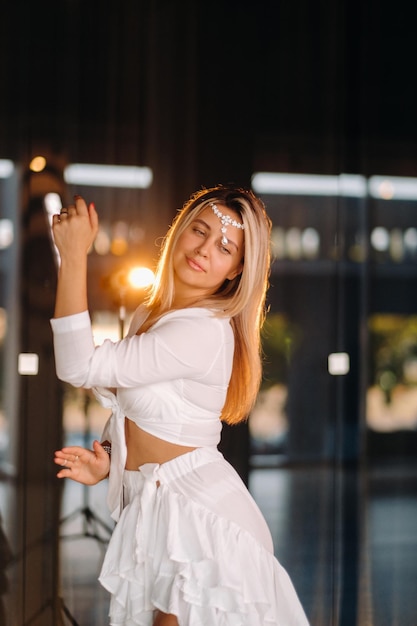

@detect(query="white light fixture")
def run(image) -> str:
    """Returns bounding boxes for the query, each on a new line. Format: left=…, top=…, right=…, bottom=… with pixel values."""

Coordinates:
left=43, top=193, right=63, bottom=266
left=18, top=353, right=39, bottom=375
left=64, top=163, right=153, bottom=189
left=0, top=220, right=14, bottom=249
left=251, top=172, right=366, bottom=197
left=301, top=227, right=320, bottom=259
left=328, top=352, right=350, bottom=376
left=338, top=174, right=367, bottom=197
left=404, top=228, right=417, bottom=252
left=44, top=192, right=62, bottom=216
left=0, top=159, right=14, bottom=179
left=370, top=227, right=390, bottom=252
left=369, top=176, right=417, bottom=200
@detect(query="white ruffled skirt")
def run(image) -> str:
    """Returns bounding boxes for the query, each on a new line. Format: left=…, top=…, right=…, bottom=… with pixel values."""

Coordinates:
left=99, top=447, right=309, bottom=625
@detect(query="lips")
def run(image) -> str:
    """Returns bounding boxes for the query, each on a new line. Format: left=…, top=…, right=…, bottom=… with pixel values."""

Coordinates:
left=186, top=256, right=205, bottom=272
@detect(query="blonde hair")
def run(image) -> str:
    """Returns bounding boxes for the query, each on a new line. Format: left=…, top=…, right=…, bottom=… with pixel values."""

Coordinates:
left=146, top=185, right=272, bottom=424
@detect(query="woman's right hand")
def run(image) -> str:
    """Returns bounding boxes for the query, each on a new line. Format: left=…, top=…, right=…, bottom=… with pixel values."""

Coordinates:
left=52, top=195, right=99, bottom=318
left=52, top=195, right=99, bottom=262
left=54, top=440, right=110, bottom=485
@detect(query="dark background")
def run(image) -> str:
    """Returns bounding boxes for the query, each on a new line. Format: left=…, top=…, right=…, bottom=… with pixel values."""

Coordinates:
left=1, top=0, right=416, bottom=201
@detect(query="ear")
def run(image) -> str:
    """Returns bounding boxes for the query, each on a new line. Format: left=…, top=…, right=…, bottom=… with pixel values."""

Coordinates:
left=226, top=262, right=243, bottom=281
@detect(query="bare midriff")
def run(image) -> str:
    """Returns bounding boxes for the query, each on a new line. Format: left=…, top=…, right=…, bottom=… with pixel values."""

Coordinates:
left=124, top=417, right=198, bottom=469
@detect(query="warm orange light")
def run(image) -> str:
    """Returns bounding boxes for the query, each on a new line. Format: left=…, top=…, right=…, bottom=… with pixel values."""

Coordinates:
left=110, top=238, right=128, bottom=256
left=29, top=156, right=47, bottom=172
left=127, top=266, right=155, bottom=289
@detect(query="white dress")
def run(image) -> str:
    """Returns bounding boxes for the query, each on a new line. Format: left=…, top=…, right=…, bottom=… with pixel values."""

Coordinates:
left=51, top=307, right=309, bottom=626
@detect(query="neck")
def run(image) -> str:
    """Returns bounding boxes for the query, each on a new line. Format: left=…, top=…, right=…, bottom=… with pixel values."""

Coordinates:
left=171, top=296, right=204, bottom=309
left=171, top=283, right=208, bottom=309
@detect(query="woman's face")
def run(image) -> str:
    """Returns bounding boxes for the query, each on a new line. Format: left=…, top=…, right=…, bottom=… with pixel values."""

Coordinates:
left=172, top=204, right=244, bottom=306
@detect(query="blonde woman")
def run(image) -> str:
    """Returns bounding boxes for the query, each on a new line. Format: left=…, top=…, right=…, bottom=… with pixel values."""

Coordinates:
left=52, top=187, right=309, bottom=626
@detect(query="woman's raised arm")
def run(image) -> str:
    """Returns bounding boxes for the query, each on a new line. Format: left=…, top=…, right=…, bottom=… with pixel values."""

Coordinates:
left=52, top=195, right=99, bottom=318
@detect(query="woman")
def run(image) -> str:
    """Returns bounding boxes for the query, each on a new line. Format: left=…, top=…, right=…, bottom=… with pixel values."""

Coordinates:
left=52, top=186, right=309, bottom=626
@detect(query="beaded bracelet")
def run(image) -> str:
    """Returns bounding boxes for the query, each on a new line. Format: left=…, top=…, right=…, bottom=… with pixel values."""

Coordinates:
left=101, top=443, right=111, bottom=456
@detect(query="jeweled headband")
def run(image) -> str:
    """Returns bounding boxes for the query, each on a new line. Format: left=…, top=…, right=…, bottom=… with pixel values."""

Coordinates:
left=209, top=202, right=245, bottom=245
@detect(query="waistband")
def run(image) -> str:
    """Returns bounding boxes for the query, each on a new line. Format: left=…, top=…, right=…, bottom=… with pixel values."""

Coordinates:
left=125, top=446, right=223, bottom=484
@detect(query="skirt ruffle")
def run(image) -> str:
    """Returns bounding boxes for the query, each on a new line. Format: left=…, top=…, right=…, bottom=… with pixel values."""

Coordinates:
left=99, top=451, right=309, bottom=626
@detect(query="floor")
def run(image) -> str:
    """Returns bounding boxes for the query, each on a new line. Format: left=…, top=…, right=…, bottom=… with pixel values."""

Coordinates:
left=53, top=455, right=417, bottom=626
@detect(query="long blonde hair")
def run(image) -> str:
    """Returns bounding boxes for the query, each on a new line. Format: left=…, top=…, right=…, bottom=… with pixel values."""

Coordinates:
left=145, top=185, right=272, bottom=424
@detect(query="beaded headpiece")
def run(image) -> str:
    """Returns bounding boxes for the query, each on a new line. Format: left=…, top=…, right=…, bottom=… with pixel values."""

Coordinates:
left=209, top=202, right=245, bottom=245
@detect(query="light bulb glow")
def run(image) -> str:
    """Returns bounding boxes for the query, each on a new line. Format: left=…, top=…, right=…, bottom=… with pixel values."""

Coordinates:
left=0, top=159, right=14, bottom=178
left=0, top=220, right=14, bottom=249
left=29, top=156, right=47, bottom=172
left=127, top=267, right=155, bottom=289
left=44, top=192, right=62, bottom=215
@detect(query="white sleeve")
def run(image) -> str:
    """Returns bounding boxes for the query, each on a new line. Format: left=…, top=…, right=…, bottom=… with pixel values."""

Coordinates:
left=50, top=311, right=231, bottom=389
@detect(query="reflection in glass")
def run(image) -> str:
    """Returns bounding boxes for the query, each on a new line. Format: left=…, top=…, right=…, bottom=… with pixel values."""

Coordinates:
left=404, top=227, right=417, bottom=257
left=370, top=227, right=390, bottom=252
left=94, top=227, right=111, bottom=255
left=250, top=313, right=300, bottom=460
left=301, top=228, right=320, bottom=259
left=0, top=221, right=13, bottom=250
left=271, top=226, right=286, bottom=260
left=285, top=228, right=302, bottom=260
left=389, top=228, right=404, bottom=262
left=367, top=314, right=417, bottom=432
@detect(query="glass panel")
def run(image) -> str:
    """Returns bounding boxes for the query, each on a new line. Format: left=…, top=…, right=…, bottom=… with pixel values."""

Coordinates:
left=367, top=178, right=417, bottom=457
left=250, top=176, right=367, bottom=466
left=365, top=178, right=417, bottom=623
left=367, top=314, right=417, bottom=433
left=0, top=168, right=20, bottom=624
left=250, top=174, right=371, bottom=623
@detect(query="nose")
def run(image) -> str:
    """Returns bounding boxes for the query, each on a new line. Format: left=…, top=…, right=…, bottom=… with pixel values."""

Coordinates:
left=195, top=242, right=209, bottom=257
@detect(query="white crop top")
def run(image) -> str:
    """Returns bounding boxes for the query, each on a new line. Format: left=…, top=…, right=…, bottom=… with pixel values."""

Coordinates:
left=50, top=306, right=234, bottom=519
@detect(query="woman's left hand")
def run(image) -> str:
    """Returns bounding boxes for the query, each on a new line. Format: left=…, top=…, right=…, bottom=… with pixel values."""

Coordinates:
left=54, top=440, right=110, bottom=485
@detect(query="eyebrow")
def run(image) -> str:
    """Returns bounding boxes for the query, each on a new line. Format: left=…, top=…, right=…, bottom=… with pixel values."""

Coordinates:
left=192, top=218, right=240, bottom=251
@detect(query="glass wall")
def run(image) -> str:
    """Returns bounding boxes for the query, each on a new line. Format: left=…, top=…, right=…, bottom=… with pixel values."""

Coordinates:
left=0, top=164, right=20, bottom=626
left=249, top=173, right=417, bottom=465
left=367, top=177, right=417, bottom=456
left=249, top=173, right=368, bottom=466
left=1, top=166, right=417, bottom=624
left=248, top=173, right=417, bottom=624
